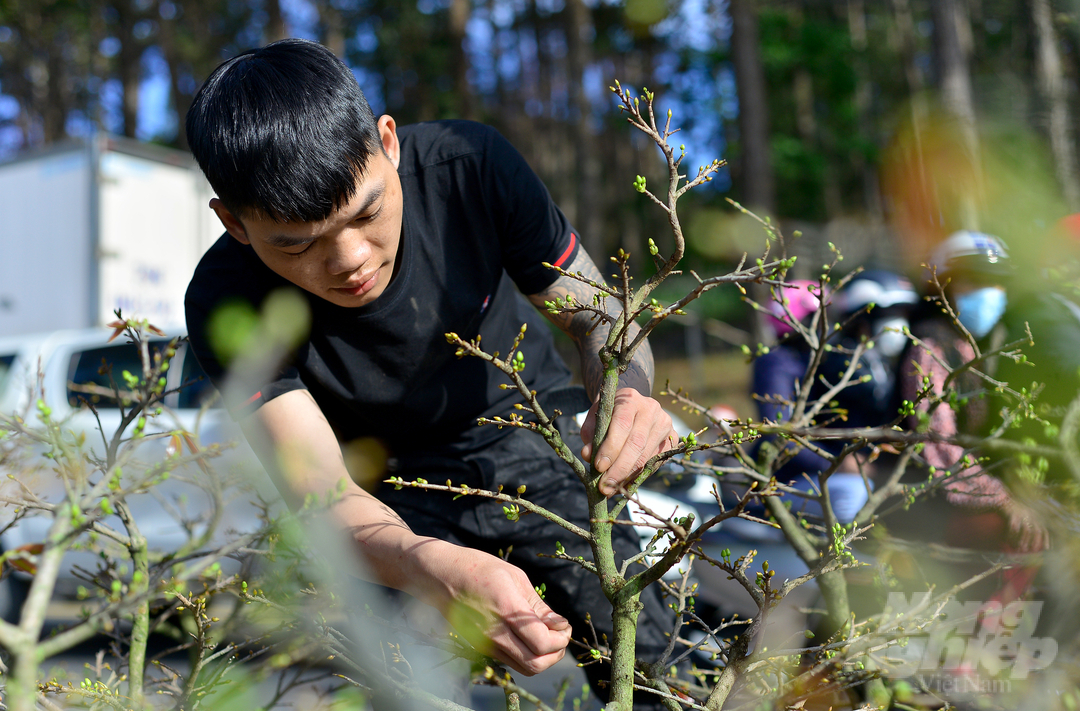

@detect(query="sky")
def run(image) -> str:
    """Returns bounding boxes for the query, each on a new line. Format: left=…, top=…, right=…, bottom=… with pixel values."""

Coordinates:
left=1, top=0, right=736, bottom=192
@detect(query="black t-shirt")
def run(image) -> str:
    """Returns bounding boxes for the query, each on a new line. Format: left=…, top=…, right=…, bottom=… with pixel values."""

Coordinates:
left=185, top=120, right=579, bottom=455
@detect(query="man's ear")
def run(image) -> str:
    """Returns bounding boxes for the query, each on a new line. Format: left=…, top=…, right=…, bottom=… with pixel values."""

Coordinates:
left=378, top=115, right=400, bottom=169
left=210, top=198, right=250, bottom=245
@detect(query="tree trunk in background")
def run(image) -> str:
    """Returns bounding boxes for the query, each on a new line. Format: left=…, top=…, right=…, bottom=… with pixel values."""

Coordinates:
left=115, top=2, right=142, bottom=139
left=891, top=0, right=924, bottom=95
left=565, top=0, right=602, bottom=257
left=157, top=4, right=187, bottom=150
left=932, top=0, right=976, bottom=125
left=1031, top=0, right=1080, bottom=210
left=521, top=1, right=560, bottom=216
left=449, top=0, right=474, bottom=119
left=88, top=7, right=111, bottom=136
left=729, top=0, right=777, bottom=346
left=42, top=43, right=68, bottom=142
left=793, top=67, right=815, bottom=145
left=889, top=0, right=936, bottom=255
left=319, top=3, right=346, bottom=58
left=729, top=0, right=775, bottom=216
left=490, top=0, right=510, bottom=123
left=265, top=0, right=288, bottom=43
left=930, top=0, right=980, bottom=228
left=848, top=0, right=883, bottom=219
left=793, top=58, right=841, bottom=220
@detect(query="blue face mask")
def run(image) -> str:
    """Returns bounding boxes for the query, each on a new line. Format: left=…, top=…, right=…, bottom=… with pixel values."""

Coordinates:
left=955, top=287, right=1007, bottom=339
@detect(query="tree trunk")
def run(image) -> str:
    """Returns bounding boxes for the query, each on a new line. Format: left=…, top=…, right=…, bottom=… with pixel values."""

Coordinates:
left=565, top=0, right=602, bottom=257
left=157, top=3, right=188, bottom=150
left=449, top=0, right=474, bottom=119
left=848, top=0, right=883, bottom=219
left=891, top=0, right=924, bottom=95
left=932, top=0, right=976, bottom=125
left=42, top=42, right=68, bottom=142
left=728, top=0, right=775, bottom=347
left=1031, top=0, right=1080, bottom=209
left=265, top=0, right=288, bottom=43
left=728, top=0, right=775, bottom=216
left=114, top=2, right=143, bottom=139
left=888, top=0, right=938, bottom=257
left=524, top=1, right=557, bottom=205
left=931, top=0, right=980, bottom=228
left=320, top=3, right=346, bottom=58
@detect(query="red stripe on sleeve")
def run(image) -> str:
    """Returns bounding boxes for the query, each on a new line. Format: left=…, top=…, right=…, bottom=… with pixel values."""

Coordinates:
left=244, top=391, right=263, bottom=407
left=552, top=233, right=578, bottom=268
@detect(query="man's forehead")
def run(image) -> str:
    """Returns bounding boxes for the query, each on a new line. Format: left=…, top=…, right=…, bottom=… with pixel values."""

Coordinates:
left=349, top=173, right=385, bottom=204
left=251, top=175, right=388, bottom=246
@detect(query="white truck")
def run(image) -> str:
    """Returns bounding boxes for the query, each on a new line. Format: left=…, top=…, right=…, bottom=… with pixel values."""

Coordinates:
left=0, top=134, right=223, bottom=338
left=0, top=327, right=276, bottom=622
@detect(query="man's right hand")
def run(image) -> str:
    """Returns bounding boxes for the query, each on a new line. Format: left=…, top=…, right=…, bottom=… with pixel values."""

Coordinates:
left=241, top=390, right=571, bottom=676
left=416, top=541, right=572, bottom=676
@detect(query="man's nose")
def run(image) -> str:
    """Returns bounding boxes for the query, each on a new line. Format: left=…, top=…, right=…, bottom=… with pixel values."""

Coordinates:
left=326, top=228, right=369, bottom=275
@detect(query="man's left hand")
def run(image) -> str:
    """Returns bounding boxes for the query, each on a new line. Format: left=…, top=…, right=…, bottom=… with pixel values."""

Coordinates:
left=579, top=388, right=679, bottom=497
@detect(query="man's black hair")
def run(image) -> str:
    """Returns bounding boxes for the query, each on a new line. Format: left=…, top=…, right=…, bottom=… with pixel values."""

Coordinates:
left=186, top=38, right=381, bottom=223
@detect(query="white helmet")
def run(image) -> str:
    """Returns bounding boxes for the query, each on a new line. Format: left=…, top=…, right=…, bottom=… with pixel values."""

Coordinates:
left=927, top=231, right=1010, bottom=277
left=833, top=270, right=918, bottom=316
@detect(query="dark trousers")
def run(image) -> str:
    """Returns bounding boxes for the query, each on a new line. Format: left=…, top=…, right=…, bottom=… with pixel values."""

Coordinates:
left=375, top=422, right=681, bottom=709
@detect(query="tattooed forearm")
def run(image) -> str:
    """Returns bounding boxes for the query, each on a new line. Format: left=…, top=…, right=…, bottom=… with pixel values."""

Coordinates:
left=528, top=250, right=655, bottom=400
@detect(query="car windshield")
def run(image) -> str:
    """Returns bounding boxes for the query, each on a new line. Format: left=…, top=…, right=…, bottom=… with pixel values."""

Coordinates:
left=66, top=340, right=169, bottom=409
left=0, top=354, right=15, bottom=400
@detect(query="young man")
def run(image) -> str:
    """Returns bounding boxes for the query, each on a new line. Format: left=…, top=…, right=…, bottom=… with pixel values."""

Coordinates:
left=183, top=39, right=680, bottom=697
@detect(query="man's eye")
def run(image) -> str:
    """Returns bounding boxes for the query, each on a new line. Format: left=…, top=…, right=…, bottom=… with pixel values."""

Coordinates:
left=285, top=242, right=314, bottom=256
left=357, top=207, right=382, bottom=223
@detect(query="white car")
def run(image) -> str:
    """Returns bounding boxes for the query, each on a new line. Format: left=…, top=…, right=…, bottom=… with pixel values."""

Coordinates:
left=0, top=328, right=277, bottom=621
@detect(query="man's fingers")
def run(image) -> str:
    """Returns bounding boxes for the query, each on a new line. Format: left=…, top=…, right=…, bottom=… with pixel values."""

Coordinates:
left=538, top=605, right=571, bottom=631
left=592, top=405, right=635, bottom=477
left=490, top=634, right=566, bottom=676
left=454, top=598, right=570, bottom=676
left=598, top=417, right=673, bottom=495
left=491, top=598, right=571, bottom=675
left=579, top=402, right=598, bottom=462
left=579, top=389, right=677, bottom=496
left=656, top=428, right=680, bottom=456
left=494, top=578, right=572, bottom=671
left=508, top=614, right=572, bottom=657
left=433, top=549, right=572, bottom=677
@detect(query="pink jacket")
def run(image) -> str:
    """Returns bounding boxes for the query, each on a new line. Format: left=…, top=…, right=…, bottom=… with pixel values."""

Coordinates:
left=900, top=338, right=1011, bottom=511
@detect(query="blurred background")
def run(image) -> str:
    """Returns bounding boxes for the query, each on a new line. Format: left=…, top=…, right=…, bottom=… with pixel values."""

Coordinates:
left=1, top=7, right=1079, bottom=706
left=2, top=0, right=1080, bottom=413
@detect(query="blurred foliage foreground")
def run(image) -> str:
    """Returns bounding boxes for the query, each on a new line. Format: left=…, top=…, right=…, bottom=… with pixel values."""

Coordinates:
left=1, top=88, right=1080, bottom=711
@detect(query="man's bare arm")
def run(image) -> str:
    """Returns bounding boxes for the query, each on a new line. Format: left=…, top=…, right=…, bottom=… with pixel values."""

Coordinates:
left=238, top=389, right=570, bottom=674
left=526, top=249, right=676, bottom=495
left=526, top=249, right=654, bottom=398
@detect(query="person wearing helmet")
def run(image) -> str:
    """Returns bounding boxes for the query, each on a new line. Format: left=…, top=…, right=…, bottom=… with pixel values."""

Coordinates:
left=749, top=281, right=829, bottom=492
left=890, top=230, right=1048, bottom=603
left=924, top=230, right=1012, bottom=340
left=819, top=269, right=919, bottom=429
left=770, top=269, right=920, bottom=524
left=741, top=281, right=875, bottom=525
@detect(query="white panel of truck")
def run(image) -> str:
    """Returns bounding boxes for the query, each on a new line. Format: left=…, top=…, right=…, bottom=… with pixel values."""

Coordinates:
left=195, top=178, right=225, bottom=258
left=97, top=151, right=204, bottom=330
left=0, top=150, right=93, bottom=337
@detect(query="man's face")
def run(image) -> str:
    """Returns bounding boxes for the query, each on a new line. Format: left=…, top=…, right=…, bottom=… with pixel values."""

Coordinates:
left=212, top=115, right=403, bottom=308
